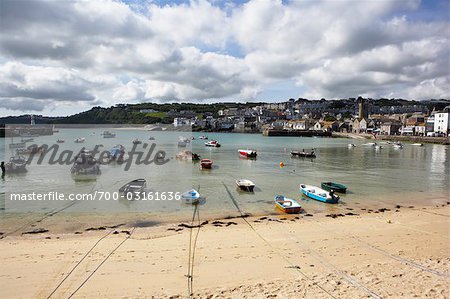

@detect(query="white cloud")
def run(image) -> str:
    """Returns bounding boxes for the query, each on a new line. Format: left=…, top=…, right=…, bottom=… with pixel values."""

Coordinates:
left=0, top=0, right=448, bottom=115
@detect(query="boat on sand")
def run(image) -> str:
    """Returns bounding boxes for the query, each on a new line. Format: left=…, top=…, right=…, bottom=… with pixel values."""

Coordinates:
left=274, top=195, right=301, bottom=214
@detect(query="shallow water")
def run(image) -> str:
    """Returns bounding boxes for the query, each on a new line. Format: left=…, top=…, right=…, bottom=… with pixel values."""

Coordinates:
left=1, top=129, right=449, bottom=226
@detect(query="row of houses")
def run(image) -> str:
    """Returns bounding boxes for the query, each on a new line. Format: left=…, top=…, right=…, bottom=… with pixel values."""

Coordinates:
left=173, top=105, right=450, bottom=136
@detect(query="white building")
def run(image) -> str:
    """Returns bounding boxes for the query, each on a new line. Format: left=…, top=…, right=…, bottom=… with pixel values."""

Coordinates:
left=433, top=106, right=450, bottom=135
left=173, top=117, right=192, bottom=127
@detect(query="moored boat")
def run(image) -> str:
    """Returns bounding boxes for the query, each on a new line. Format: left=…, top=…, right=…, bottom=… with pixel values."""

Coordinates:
left=70, top=149, right=101, bottom=181
left=108, top=145, right=125, bottom=162
left=102, top=131, right=116, bottom=138
left=321, top=182, right=347, bottom=193
left=192, top=153, right=201, bottom=161
left=348, top=143, right=356, bottom=148
left=57, top=139, right=65, bottom=143
left=119, top=179, right=146, bottom=199
left=74, top=137, right=85, bottom=143
left=411, top=143, right=423, bottom=146
left=132, top=139, right=142, bottom=145
left=300, top=184, right=339, bottom=203
left=236, top=179, right=255, bottom=192
left=205, top=140, right=221, bottom=147
left=291, top=150, right=316, bottom=158
left=181, top=189, right=200, bottom=204
left=200, top=158, right=213, bottom=169
left=4, top=156, right=28, bottom=173
left=274, top=195, right=302, bottom=214
left=238, top=149, right=257, bottom=158
left=199, top=135, right=208, bottom=140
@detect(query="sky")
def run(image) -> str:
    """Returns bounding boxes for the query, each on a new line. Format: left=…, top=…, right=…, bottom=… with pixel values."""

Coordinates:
left=0, top=0, right=449, bottom=117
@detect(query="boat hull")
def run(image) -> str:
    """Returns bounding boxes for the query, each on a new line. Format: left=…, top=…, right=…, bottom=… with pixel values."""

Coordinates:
left=300, top=186, right=339, bottom=204
left=321, top=182, right=347, bottom=193
left=238, top=150, right=257, bottom=158
left=274, top=195, right=301, bottom=214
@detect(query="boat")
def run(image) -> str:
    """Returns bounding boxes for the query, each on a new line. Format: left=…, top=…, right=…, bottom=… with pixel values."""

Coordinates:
left=374, top=145, right=383, bottom=150
left=236, top=179, right=255, bottom=192
left=102, top=131, right=116, bottom=138
left=393, top=143, right=403, bottom=149
left=205, top=140, right=221, bottom=147
left=291, top=150, right=316, bottom=158
left=411, top=143, right=423, bottom=146
left=21, top=138, right=34, bottom=143
left=57, top=139, right=65, bottom=143
left=176, top=150, right=193, bottom=160
left=274, top=195, right=302, bottom=214
left=108, top=145, right=125, bottom=162
left=199, top=135, right=208, bottom=140
left=16, top=144, right=43, bottom=155
left=200, top=158, right=213, bottom=169
left=178, top=137, right=189, bottom=147
left=9, top=142, right=26, bottom=149
left=300, top=184, right=339, bottom=203
left=191, top=136, right=195, bottom=140
left=192, top=153, right=201, bottom=161
left=119, top=179, right=146, bottom=199
left=4, top=156, right=28, bottom=173
left=181, top=189, right=200, bottom=204
left=74, top=137, right=85, bottom=143
left=348, top=143, right=356, bottom=148
left=132, top=139, right=142, bottom=145
left=321, top=182, right=347, bottom=193
left=70, top=149, right=101, bottom=180
left=238, top=149, right=257, bottom=158
left=148, top=136, right=155, bottom=141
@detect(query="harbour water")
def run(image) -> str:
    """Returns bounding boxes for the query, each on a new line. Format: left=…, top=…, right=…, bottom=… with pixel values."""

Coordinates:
left=1, top=129, right=449, bottom=227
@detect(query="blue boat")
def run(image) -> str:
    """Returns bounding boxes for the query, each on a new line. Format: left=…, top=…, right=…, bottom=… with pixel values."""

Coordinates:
left=300, top=184, right=339, bottom=203
left=181, top=189, right=200, bottom=204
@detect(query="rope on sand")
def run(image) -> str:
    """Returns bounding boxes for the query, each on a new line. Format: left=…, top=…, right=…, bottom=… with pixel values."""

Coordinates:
left=67, top=227, right=136, bottom=299
left=46, top=229, right=114, bottom=298
left=186, top=203, right=201, bottom=297
left=310, top=216, right=450, bottom=279
left=222, top=182, right=338, bottom=299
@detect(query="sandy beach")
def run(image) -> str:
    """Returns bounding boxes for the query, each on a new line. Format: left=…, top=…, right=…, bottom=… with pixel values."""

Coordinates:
left=0, top=202, right=449, bottom=298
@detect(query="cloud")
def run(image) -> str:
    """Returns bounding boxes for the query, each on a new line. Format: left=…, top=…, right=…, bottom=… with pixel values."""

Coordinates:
left=0, top=0, right=448, bottom=115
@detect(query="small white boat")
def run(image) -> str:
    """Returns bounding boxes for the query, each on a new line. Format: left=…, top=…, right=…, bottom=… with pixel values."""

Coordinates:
left=199, top=136, right=208, bottom=140
left=393, top=143, right=403, bottom=149
left=74, top=137, right=85, bottom=143
left=362, top=142, right=377, bottom=146
left=205, top=140, right=221, bottom=147
left=238, top=149, right=257, bottom=158
left=411, top=143, right=423, bottom=146
left=374, top=145, right=383, bottom=150
left=348, top=143, right=356, bottom=148
left=300, top=184, right=339, bottom=203
left=178, top=136, right=190, bottom=147
left=181, top=189, right=200, bottom=204
left=236, top=179, right=255, bottom=192
left=132, top=139, right=142, bottom=145
left=102, top=131, right=116, bottom=138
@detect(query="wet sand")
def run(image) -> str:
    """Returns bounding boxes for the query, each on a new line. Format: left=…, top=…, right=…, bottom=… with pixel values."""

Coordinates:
left=0, top=203, right=449, bottom=298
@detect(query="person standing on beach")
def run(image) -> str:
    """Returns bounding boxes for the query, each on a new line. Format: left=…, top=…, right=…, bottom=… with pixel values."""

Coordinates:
left=1, top=161, right=5, bottom=178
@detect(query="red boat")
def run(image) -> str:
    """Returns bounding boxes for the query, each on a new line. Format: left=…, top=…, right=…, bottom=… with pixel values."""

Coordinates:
left=200, top=158, right=213, bottom=169
left=238, top=149, right=257, bottom=158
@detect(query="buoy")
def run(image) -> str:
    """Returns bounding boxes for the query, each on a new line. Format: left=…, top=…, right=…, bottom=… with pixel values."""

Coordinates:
left=279, top=162, right=284, bottom=167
